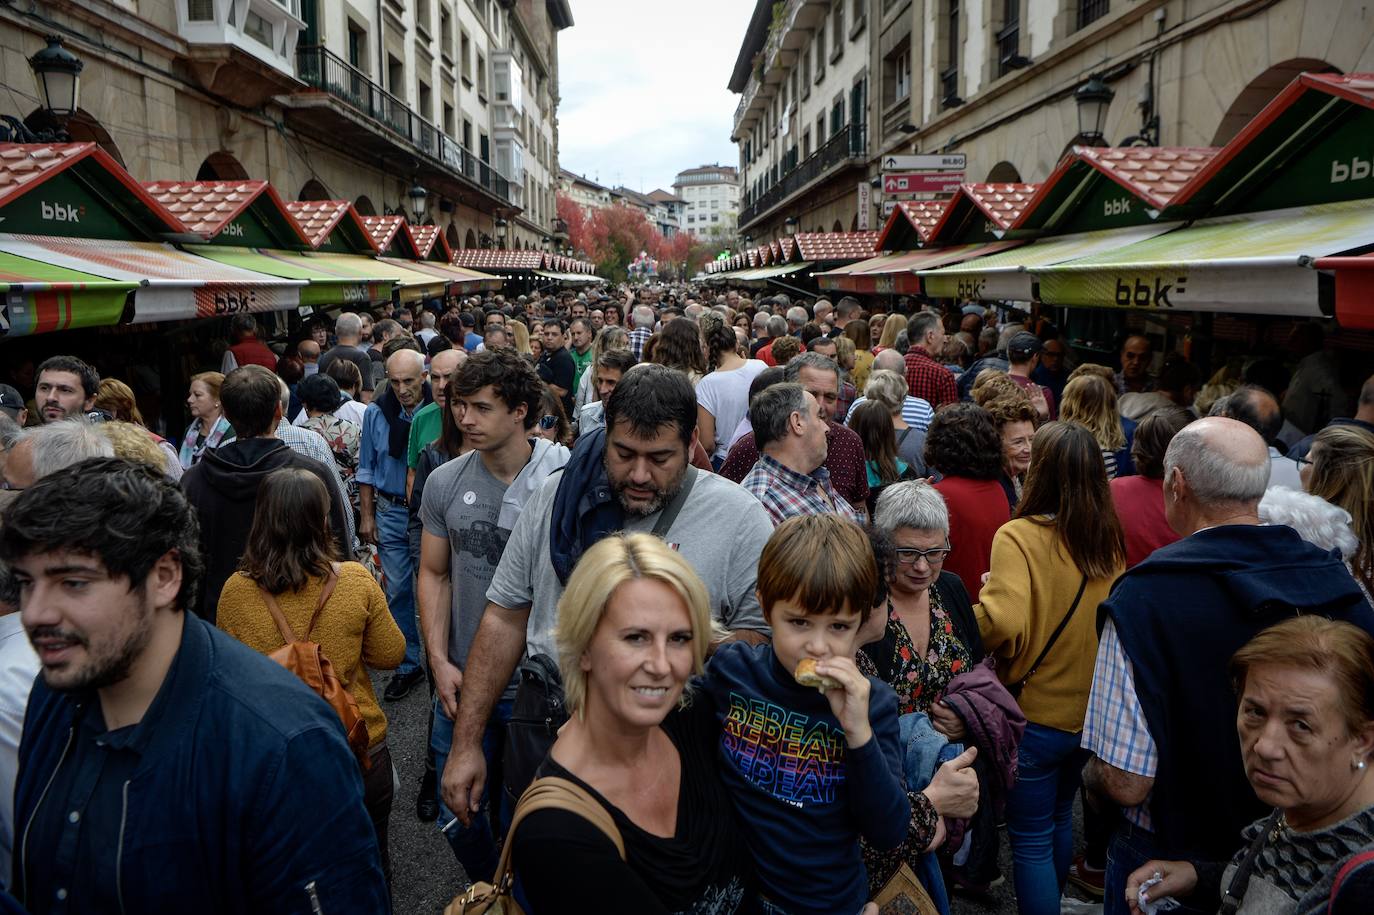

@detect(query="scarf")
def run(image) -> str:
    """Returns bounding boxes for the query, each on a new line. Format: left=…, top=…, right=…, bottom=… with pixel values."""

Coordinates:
left=374, top=383, right=432, bottom=460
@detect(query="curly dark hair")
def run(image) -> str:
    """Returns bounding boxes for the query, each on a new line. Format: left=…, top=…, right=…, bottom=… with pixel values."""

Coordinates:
left=452, top=348, right=545, bottom=431
left=924, top=403, right=1003, bottom=480
left=0, top=457, right=203, bottom=612
left=651, top=318, right=707, bottom=375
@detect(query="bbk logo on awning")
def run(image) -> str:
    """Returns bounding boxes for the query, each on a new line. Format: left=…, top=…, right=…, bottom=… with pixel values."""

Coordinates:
left=1116, top=275, right=1188, bottom=308
left=1331, top=158, right=1372, bottom=183
left=40, top=201, right=83, bottom=223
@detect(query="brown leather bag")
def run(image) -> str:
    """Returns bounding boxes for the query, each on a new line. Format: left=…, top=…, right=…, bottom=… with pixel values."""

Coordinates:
left=258, top=565, right=372, bottom=770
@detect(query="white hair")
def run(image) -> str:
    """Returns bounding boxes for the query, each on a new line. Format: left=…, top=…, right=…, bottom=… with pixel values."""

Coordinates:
left=786, top=306, right=809, bottom=326
left=334, top=312, right=362, bottom=339
left=873, top=348, right=906, bottom=373
left=632, top=305, right=655, bottom=329
left=1164, top=422, right=1269, bottom=505
left=1259, top=486, right=1359, bottom=560
left=874, top=480, right=950, bottom=536
left=386, top=348, right=426, bottom=374
left=26, top=420, right=115, bottom=481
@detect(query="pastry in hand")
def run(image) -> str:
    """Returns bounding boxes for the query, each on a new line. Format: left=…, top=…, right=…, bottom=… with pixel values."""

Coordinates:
left=794, top=658, right=842, bottom=691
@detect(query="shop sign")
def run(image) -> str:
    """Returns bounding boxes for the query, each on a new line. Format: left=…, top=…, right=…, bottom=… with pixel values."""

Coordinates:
left=0, top=173, right=131, bottom=240
left=882, top=154, right=967, bottom=171
left=884, top=173, right=964, bottom=194
left=857, top=181, right=871, bottom=230
left=209, top=209, right=277, bottom=248
left=1236, top=108, right=1374, bottom=213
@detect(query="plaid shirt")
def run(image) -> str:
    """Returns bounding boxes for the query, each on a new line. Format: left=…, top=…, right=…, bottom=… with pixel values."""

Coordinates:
left=741, top=453, right=864, bottom=527
left=628, top=327, right=652, bottom=362
left=1081, top=619, right=1156, bottom=829
left=904, top=350, right=959, bottom=408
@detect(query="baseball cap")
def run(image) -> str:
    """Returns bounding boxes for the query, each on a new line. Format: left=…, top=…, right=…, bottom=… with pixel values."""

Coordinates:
left=961, top=304, right=986, bottom=317
left=0, top=384, right=23, bottom=419
left=1007, top=332, right=1044, bottom=360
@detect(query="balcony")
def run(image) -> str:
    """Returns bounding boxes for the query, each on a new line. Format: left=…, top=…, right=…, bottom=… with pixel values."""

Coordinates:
left=738, top=123, right=866, bottom=229
left=286, top=45, right=517, bottom=211
left=176, top=0, right=306, bottom=106
left=733, top=0, right=829, bottom=136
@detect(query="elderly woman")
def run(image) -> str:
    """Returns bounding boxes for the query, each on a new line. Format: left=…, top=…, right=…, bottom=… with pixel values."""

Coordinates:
left=977, top=422, right=1126, bottom=915
left=1302, top=424, right=1374, bottom=601
left=510, top=533, right=749, bottom=914
left=864, top=369, right=927, bottom=474
left=983, top=395, right=1037, bottom=512
left=180, top=370, right=234, bottom=469
left=926, top=403, right=1009, bottom=601
left=1126, top=616, right=1374, bottom=914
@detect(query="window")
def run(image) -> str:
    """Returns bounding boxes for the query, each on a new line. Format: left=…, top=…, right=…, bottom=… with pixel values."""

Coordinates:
left=850, top=0, right=865, bottom=36
left=416, top=0, right=431, bottom=36
left=418, top=80, right=432, bottom=119
left=830, top=95, right=845, bottom=136
left=997, top=0, right=1020, bottom=76
left=462, top=118, right=472, bottom=149
left=800, top=45, right=811, bottom=97
left=440, top=7, right=453, bottom=58
left=830, top=2, right=843, bottom=61
left=711, top=214, right=720, bottom=223
left=1077, top=0, right=1108, bottom=30
left=801, top=128, right=812, bottom=158
left=244, top=10, right=272, bottom=46
left=388, top=54, right=404, bottom=95
left=886, top=42, right=911, bottom=105
left=188, top=0, right=213, bottom=21
left=477, top=53, right=487, bottom=99
left=815, top=26, right=826, bottom=81
left=816, top=112, right=826, bottom=143
left=347, top=21, right=367, bottom=71
left=941, top=0, right=960, bottom=108
left=443, top=102, right=455, bottom=136
left=460, top=31, right=472, bottom=85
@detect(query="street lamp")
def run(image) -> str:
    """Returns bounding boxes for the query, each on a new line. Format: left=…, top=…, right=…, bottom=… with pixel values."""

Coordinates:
left=783, top=216, right=798, bottom=236
left=541, top=235, right=551, bottom=252
left=1074, top=76, right=1115, bottom=146
left=30, top=36, right=84, bottom=119
left=494, top=216, right=508, bottom=248
left=406, top=183, right=428, bottom=224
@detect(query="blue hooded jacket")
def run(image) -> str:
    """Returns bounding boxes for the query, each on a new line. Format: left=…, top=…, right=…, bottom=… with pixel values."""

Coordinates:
left=1105, top=523, right=1374, bottom=861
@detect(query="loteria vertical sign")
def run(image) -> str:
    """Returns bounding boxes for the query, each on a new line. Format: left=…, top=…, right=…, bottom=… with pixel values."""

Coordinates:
left=857, top=181, right=871, bottom=230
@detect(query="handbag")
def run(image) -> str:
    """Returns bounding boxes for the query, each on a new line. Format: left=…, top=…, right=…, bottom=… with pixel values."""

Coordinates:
left=872, top=862, right=940, bottom=915
left=445, top=776, right=625, bottom=915
left=1007, top=575, right=1088, bottom=700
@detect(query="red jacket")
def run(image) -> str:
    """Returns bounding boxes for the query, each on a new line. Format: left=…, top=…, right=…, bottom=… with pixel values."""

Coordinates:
left=228, top=338, right=278, bottom=371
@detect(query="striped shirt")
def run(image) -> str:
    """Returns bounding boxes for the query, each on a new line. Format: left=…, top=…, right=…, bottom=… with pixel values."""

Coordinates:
left=845, top=395, right=934, bottom=432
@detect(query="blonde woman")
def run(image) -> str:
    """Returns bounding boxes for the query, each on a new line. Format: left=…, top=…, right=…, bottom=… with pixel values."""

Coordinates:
left=1059, top=373, right=1130, bottom=479
left=180, top=371, right=234, bottom=469
left=1303, top=424, right=1374, bottom=600
left=97, top=377, right=182, bottom=479
left=509, top=320, right=533, bottom=357
left=509, top=533, right=749, bottom=914
left=875, top=314, right=905, bottom=354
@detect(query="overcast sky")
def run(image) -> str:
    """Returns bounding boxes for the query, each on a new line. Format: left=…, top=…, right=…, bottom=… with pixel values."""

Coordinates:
left=556, top=0, right=755, bottom=195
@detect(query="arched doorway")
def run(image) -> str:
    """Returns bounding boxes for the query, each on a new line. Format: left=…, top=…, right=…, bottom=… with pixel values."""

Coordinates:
left=445, top=224, right=459, bottom=248
left=196, top=151, right=250, bottom=180
left=1212, top=58, right=1341, bottom=146
left=986, top=161, right=1022, bottom=183
left=24, top=108, right=125, bottom=167
left=464, top=228, right=477, bottom=248
left=354, top=195, right=377, bottom=216
left=831, top=219, right=843, bottom=232
left=298, top=178, right=332, bottom=201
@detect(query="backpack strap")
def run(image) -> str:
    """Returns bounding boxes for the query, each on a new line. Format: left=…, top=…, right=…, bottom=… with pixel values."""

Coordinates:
left=257, top=587, right=299, bottom=645
left=303, top=564, right=341, bottom=639
left=257, top=564, right=340, bottom=646
left=1330, top=848, right=1374, bottom=908
left=485, top=775, right=626, bottom=895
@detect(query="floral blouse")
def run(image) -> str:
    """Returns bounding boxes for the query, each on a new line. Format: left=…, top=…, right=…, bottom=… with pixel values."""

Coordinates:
left=881, top=587, right=973, bottom=715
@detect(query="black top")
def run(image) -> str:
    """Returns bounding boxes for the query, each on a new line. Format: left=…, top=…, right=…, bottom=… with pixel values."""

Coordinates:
left=317, top=344, right=375, bottom=392
left=512, top=699, right=748, bottom=915
left=537, top=346, right=577, bottom=417
left=861, top=570, right=985, bottom=684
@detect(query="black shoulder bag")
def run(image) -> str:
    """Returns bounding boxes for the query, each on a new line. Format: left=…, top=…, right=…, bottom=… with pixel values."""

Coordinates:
left=1007, top=575, right=1088, bottom=700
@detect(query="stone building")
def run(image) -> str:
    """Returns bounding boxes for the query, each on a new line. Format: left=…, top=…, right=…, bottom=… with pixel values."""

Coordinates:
left=0, top=0, right=573, bottom=252
left=730, top=0, right=1374, bottom=245
left=673, top=164, right=741, bottom=238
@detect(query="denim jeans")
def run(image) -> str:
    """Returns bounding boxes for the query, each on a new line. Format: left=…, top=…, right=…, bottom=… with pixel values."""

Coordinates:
left=431, top=694, right=514, bottom=883
left=375, top=495, right=420, bottom=674
left=1104, top=820, right=1211, bottom=915
left=1004, top=722, right=1088, bottom=915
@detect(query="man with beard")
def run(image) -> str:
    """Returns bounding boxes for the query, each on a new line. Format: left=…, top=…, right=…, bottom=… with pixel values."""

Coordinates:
left=33, top=357, right=99, bottom=424
left=3, top=458, right=387, bottom=913
left=440, top=365, right=772, bottom=825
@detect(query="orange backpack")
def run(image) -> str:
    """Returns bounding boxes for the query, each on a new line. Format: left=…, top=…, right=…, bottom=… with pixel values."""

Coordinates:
left=258, top=566, right=372, bottom=770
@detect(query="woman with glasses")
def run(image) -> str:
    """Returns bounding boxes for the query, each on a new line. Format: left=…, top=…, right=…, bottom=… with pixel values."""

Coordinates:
left=975, top=422, right=1126, bottom=915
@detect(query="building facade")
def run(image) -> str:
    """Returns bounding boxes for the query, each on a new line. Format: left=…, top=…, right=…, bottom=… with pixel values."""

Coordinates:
left=0, top=0, right=573, bottom=252
left=558, top=167, right=613, bottom=208
left=647, top=189, right=685, bottom=237
left=673, top=164, right=741, bottom=239
left=730, top=0, right=1374, bottom=246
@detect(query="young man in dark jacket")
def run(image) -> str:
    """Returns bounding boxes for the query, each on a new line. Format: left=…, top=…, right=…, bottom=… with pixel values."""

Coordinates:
left=3, top=458, right=387, bottom=914
left=181, top=365, right=349, bottom=622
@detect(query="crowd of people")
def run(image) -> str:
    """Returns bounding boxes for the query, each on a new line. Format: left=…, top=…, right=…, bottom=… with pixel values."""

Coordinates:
left=0, top=283, right=1371, bottom=915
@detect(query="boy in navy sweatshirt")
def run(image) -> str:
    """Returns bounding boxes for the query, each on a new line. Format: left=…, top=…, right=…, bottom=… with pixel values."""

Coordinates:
left=702, top=514, right=909, bottom=915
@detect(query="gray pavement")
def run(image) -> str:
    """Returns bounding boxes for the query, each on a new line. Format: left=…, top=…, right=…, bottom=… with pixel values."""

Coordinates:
left=374, top=668, right=1095, bottom=915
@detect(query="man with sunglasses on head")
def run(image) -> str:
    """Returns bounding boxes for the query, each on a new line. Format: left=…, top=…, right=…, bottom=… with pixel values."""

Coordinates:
left=416, top=350, right=567, bottom=880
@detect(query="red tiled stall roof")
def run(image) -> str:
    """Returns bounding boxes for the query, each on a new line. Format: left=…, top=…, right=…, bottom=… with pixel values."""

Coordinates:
left=794, top=231, right=881, bottom=262
left=450, top=249, right=545, bottom=270
left=779, top=236, right=797, bottom=261
left=875, top=200, right=949, bottom=250
left=1073, top=146, right=1219, bottom=210
left=360, top=214, right=406, bottom=251
left=0, top=143, right=186, bottom=235
left=963, top=183, right=1039, bottom=229
left=284, top=199, right=378, bottom=251
left=407, top=223, right=451, bottom=260
left=141, top=179, right=308, bottom=244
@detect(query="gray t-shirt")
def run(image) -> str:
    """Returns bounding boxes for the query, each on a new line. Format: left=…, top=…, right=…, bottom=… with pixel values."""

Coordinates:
left=421, top=452, right=512, bottom=677
left=487, top=466, right=774, bottom=659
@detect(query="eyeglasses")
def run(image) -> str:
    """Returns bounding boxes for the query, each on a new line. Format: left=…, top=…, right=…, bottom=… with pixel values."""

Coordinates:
left=894, top=545, right=951, bottom=565
left=538, top=415, right=559, bottom=430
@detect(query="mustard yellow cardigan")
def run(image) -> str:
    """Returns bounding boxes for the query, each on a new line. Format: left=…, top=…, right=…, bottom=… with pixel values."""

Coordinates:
left=218, top=562, right=405, bottom=747
left=974, top=518, right=1122, bottom=733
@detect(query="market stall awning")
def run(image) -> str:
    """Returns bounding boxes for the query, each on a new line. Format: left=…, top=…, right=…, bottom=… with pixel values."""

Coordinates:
left=298, top=251, right=448, bottom=302
left=0, top=234, right=303, bottom=323
left=919, top=223, right=1178, bottom=301
left=0, top=250, right=135, bottom=336
left=1033, top=198, right=1374, bottom=317
left=533, top=269, right=601, bottom=285
left=728, top=262, right=814, bottom=285
left=818, top=242, right=1021, bottom=294
left=377, top=256, right=503, bottom=293
left=184, top=244, right=393, bottom=307
left=1315, top=254, right=1374, bottom=330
